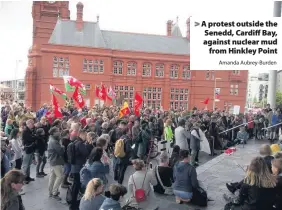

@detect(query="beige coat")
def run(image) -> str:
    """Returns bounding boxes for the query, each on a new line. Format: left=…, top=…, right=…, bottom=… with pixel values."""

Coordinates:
left=127, top=170, right=158, bottom=210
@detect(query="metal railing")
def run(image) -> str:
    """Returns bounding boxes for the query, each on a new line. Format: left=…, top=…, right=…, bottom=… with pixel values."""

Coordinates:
left=218, top=120, right=254, bottom=135
left=262, top=121, right=282, bottom=130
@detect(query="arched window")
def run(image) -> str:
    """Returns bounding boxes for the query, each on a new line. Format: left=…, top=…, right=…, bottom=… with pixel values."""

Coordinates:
left=182, top=64, right=191, bottom=79
left=113, top=61, right=123, bottom=75
left=155, top=64, right=164, bottom=77
left=127, top=62, right=137, bottom=75
left=170, top=64, right=179, bottom=78
left=142, top=63, right=151, bottom=76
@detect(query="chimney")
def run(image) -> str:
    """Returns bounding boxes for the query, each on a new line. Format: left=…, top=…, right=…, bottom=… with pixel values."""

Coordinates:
left=167, top=20, right=173, bottom=36
left=186, top=17, right=190, bottom=40
left=76, top=2, right=84, bottom=31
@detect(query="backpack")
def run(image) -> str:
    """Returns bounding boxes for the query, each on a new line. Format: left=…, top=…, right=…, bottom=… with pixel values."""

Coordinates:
left=114, top=139, right=125, bottom=158
left=132, top=171, right=148, bottom=203
left=67, top=140, right=77, bottom=164
left=80, top=165, right=92, bottom=187
left=191, top=187, right=208, bottom=207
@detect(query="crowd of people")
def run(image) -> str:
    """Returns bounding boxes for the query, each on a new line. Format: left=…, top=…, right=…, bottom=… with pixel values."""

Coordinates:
left=1, top=100, right=282, bottom=210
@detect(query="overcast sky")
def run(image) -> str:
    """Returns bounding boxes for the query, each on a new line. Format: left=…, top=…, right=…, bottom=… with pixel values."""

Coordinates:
left=0, top=0, right=273, bottom=81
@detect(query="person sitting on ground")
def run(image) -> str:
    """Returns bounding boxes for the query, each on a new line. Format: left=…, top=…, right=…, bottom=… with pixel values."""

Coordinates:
left=260, top=144, right=274, bottom=173
left=79, top=178, right=106, bottom=210
left=99, top=184, right=127, bottom=210
left=172, top=149, right=199, bottom=204
left=153, top=151, right=174, bottom=195
left=1, top=169, right=25, bottom=210
left=226, top=144, right=275, bottom=194
left=233, top=126, right=249, bottom=145
left=169, top=145, right=180, bottom=168
left=127, top=159, right=158, bottom=210
left=224, top=157, right=277, bottom=210
left=271, top=158, right=282, bottom=209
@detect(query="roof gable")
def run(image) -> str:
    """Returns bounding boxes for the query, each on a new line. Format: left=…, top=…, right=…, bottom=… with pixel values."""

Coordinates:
left=49, top=20, right=189, bottom=55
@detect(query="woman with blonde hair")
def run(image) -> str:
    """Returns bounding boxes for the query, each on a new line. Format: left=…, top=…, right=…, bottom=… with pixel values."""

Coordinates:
left=1, top=169, right=25, bottom=210
left=79, top=178, right=105, bottom=210
left=224, top=157, right=277, bottom=210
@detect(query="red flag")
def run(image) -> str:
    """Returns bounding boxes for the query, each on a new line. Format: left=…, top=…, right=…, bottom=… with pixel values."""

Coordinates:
left=106, top=88, right=112, bottom=101
left=52, top=94, right=63, bottom=118
left=73, top=87, right=85, bottom=108
left=68, top=76, right=84, bottom=88
left=134, top=93, right=143, bottom=116
left=100, top=84, right=107, bottom=101
left=95, top=85, right=107, bottom=101
left=200, top=97, right=209, bottom=105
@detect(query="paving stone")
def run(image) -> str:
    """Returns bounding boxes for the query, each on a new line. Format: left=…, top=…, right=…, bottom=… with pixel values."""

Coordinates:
left=21, top=139, right=265, bottom=210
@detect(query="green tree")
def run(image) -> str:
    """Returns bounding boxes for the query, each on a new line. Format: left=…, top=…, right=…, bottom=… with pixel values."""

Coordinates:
left=276, top=91, right=282, bottom=105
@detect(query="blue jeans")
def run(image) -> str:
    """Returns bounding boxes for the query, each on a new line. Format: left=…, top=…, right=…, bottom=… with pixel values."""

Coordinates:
left=63, top=163, right=71, bottom=175
left=22, top=152, right=34, bottom=178
left=174, top=190, right=193, bottom=200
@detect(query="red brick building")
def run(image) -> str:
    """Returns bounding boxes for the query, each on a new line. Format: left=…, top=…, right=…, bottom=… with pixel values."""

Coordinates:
left=25, top=1, right=248, bottom=111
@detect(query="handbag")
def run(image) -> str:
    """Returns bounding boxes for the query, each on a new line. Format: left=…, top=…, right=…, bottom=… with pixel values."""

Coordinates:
left=155, top=166, right=174, bottom=195
left=132, top=170, right=148, bottom=203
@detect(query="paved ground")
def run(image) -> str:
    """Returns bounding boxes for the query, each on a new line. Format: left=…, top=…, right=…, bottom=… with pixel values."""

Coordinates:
left=21, top=139, right=266, bottom=210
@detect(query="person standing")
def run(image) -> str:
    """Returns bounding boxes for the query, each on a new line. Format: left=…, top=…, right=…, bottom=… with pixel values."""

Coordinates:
left=9, top=129, right=23, bottom=170
left=21, top=119, right=36, bottom=183
left=175, top=119, right=190, bottom=151
left=70, top=129, right=88, bottom=210
left=47, top=127, right=64, bottom=200
left=35, top=128, right=47, bottom=177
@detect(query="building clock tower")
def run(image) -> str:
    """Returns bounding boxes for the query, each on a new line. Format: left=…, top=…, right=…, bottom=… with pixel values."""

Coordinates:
left=32, top=1, right=70, bottom=46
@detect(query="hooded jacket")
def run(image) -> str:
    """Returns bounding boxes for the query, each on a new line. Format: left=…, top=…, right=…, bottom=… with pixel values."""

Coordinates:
left=99, top=198, right=121, bottom=210
left=173, top=161, right=198, bottom=193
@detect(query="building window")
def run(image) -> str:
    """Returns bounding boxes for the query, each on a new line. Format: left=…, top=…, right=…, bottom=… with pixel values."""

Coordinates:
left=142, top=63, right=151, bottom=77
left=83, top=59, right=104, bottom=74
left=211, top=70, right=215, bottom=80
left=170, top=64, right=179, bottom=78
left=127, top=62, right=136, bottom=76
left=113, top=61, right=123, bottom=75
left=143, top=87, right=162, bottom=108
left=170, top=88, right=188, bottom=110
left=53, top=56, right=69, bottom=77
left=85, top=84, right=91, bottom=90
left=206, top=70, right=210, bottom=79
left=182, top=65, right=191, bottom=79
left=230, top=84, right=239, bottom=95
left=232, top=70, right=240, bottom=75
left=155, top=64, right=164, bottom=77
left=114, top=85, right=134, bottom=106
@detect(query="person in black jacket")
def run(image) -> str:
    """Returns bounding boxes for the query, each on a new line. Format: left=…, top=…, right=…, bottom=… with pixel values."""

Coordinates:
left=113, top=134, right=132, bottom=185
left=69, top=129, right=89, bottom=210
left=35, top=128, right=47, bottom=178
left=60, top=129, right=71, bottom=188
left=22, top=119, right=36, bottom=183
